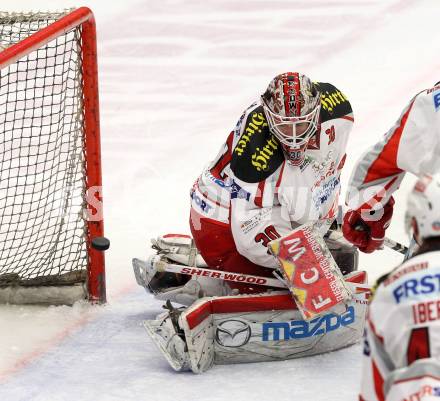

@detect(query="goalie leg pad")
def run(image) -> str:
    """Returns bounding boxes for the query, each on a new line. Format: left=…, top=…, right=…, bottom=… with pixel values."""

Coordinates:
left=144, top=310, right=190, bottom=372
left=182, top=291, right=367, bottom=371
left=144, top=272, right=370, bottom=373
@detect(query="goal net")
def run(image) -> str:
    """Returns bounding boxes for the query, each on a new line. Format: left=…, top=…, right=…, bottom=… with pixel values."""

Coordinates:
left=0, top=8, right=106, bottom=305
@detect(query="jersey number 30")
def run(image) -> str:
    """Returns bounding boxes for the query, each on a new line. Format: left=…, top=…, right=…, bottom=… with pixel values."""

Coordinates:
left=254, top=225, right=281, bottom=248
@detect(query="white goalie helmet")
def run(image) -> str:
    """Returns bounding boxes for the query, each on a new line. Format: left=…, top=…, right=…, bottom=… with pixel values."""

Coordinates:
left=405, top=174, right=440, bottom=240
left=261, top=72, right=321, bottom=167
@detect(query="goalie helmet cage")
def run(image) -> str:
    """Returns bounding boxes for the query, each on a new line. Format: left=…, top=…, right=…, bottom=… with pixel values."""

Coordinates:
left=0, top=7, right=106, bottom=304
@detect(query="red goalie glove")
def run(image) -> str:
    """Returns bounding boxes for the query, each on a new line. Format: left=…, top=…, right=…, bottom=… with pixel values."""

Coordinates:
left=342, top=197, right=395, bottom=253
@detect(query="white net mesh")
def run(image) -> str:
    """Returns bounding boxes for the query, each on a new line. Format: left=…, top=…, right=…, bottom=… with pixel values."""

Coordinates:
left=0, top=11, right=89, bottom=292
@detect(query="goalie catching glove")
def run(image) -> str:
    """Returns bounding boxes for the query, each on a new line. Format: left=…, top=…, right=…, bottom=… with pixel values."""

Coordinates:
left=133, top=234, right=235, bottom=306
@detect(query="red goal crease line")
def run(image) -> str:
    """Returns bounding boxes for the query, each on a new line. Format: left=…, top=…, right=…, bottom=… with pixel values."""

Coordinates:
left=0, top=282, right=137, bottom=383
left=0, top=314, right=92, bottom=383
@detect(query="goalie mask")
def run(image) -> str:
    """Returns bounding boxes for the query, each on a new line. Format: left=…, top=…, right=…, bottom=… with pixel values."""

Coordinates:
left=261, top=72, right=321, bottom=167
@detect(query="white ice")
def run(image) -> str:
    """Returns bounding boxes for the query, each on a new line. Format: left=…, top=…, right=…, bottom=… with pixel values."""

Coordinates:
left=1, top=0, right=439, bottom=400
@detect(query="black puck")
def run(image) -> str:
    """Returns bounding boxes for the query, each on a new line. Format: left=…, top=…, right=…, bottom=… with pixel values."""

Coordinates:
left=91, top=237, right=110, bottom=251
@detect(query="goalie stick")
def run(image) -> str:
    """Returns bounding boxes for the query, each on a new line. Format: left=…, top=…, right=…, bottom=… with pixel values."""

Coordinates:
left=133, top=257, right=369, bottom=293
left=133, top=256, right=286, bottom=289
left=383, top=237, right=408, bottom=255
left=327, top=229, right=408, bottom=256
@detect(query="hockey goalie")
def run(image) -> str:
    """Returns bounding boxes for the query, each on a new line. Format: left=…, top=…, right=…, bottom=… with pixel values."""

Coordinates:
left=133, top=72, right=371, bottom=372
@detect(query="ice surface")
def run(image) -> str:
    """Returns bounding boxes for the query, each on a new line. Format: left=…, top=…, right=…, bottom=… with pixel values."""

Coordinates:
left=1, top=0, right=439, bottom=399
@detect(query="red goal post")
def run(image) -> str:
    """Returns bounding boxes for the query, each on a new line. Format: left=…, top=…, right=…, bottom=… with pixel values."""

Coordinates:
left=0, top=8, right=106, bottom=304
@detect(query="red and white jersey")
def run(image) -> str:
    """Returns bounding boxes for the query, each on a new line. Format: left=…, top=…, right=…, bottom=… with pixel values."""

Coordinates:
left=191, top=82, right=354, bottom=267
left=382, top=359, right=440, bottom=401
left=346, top=84, right=440, bottom=212
left=360, top=250, right=440, bottom=401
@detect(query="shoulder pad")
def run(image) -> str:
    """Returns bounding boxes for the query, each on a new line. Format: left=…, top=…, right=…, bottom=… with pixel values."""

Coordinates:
left=369, top=272, right=389, bottom=301
left=374, top=271, right=391, bottom=288
left=316, top=82, right=353, bottom=123
left=230, top=105, right=284, bottom=183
